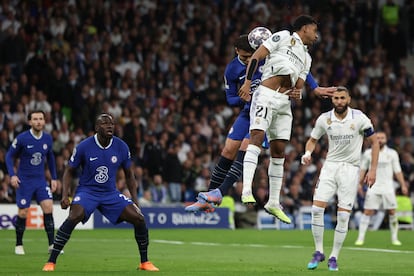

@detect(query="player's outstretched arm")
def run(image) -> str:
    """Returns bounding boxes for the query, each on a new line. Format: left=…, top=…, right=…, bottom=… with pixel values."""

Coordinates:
left=125, top=167, right=139, bottom=206
left=364, top=133, right=379, bottom=187
left=61, top=166, right=76, bottom=209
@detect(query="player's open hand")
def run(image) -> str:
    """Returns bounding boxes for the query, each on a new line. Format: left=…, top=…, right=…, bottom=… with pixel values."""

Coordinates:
left=61, top=197, right=71, bottom=209
left=10, top=175, right=20, bottom=189
left=314, top=86, right=336, bottom=98
left=364, top=170, right=376, bottom=188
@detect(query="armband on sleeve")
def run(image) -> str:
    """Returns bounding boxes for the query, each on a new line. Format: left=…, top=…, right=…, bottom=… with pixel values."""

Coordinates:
left=246, top=59, right=257, bottom=81
left=363, top=127, right=375, bottom=137
left=306, top=73, right=318, bottom=91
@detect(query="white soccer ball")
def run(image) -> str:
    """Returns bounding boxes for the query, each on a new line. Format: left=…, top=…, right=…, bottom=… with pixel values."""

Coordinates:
left=248, top=27, right=272, bottom=50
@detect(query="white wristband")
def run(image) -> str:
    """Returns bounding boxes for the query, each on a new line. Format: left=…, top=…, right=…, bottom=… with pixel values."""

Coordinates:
left=304, top=150, right=312, bottom=157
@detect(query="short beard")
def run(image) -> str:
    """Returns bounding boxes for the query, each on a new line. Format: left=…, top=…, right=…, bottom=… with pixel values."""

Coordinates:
left=334, top=105, right=348, bottom=114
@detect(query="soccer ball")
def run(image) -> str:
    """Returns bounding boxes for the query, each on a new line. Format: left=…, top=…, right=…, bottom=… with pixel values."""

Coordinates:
left=248, top=27, right=272, bottom=50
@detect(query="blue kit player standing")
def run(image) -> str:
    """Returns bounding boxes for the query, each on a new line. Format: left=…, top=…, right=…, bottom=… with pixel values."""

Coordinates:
left=6, top=110, right=58, bottom=255
left=42, top=113, right=159, bottom=272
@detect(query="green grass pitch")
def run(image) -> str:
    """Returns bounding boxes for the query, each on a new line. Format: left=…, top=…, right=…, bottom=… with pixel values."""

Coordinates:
left=0, top=228, right=413, bottom=275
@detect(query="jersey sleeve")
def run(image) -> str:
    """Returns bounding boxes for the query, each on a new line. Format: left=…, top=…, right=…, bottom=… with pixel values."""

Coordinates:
left=306, top=72, right=319, bottom=91
left=310, top=114, right=326, bottom=140
left=5, top=137, right=22, bottom=177
left=359, top=113, right=374, bottom=137
left=391, top=149, right=402, bottom=174
left=68, top=144, right=82, bottom=168
left=46, top=136, right=58, bottom=180
left=120, top=140, right=132, bottom=169
left=224, top=64, right=244, bottom=107
left=262, top=30, right=290, bottom=53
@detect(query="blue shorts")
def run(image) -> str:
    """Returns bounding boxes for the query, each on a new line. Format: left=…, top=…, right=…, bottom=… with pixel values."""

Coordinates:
left=16, top=178, right=52, bottom=208
left=228, top=110, right=250, bottom=141
left=72, top=190, right=133, bottom=224
left=227, top=110, right=269, bottom=149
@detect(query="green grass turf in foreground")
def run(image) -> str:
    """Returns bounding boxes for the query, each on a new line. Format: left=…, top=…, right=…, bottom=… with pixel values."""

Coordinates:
left=0, top=229, right=413, bottom=275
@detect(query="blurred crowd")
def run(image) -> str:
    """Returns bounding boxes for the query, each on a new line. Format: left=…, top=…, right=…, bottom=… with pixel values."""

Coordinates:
left=0, top=0, right=414, bottom=227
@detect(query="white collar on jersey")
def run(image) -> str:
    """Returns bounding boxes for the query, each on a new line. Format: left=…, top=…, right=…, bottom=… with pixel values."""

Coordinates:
left=330, top=107, right=353, bottom=122
left=292, top=32, right=306, bottom=47
left=29, top=129, right=43, bottom=140
left=94, top=134, right=113, bottom=149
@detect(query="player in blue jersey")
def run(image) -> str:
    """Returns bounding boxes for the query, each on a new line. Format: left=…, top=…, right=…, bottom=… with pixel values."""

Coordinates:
left=42, top=114, right=159, bottom=272
left=185, top=32, right=336, bottom=214
left=5, top=110, right=58, bottom=255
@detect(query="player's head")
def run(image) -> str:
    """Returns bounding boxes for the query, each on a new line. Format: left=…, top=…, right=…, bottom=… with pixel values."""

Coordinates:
left=95, top=113, right=114, bottom=139
left=28, top=110, right=46, bottom=132
left=292, top=15, right=318, bottom=46
left=376, top=131, right=387, bottom=149
left=234, top=34, right=255, bottom=65
left=332, top=86, right=351, bottom=114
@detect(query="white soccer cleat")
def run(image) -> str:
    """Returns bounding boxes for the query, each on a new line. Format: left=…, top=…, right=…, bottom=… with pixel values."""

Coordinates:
left=15, top=245, right=25, bottom=255
left=392, top=240, right=402, bottom=246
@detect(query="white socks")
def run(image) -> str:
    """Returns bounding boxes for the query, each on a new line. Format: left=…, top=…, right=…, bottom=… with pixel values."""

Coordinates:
left=357, top=214, right=370, bottom=242
left=330, top=211, right=350, bottom=259
left=311, top=205, right=325, bottom=253
left=267, top=157, right=284, bottom=206
left=242, top=144, right=261, bottom=195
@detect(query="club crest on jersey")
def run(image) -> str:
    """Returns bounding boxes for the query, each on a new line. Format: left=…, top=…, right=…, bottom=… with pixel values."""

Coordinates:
left=43, top=144, right=48, bottom=150
left=327, top=118, right=332, bottom=125
left=111, top=156, right=117, bottom=163
left=20, top=199, right=27, bottom=205
left=350, top=124, right=355, bottom=130
left=290, top=38, right=296, bottom=46
left=255, top=118, right=260, bottom=124
left=272, top=35, right=280, bottom=42
left=73, top=196, right=81, bottom=202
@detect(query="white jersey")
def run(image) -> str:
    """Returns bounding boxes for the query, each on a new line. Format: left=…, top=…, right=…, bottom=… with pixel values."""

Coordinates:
left=361, top=146, right=402, bottom=194
left=261, top=30, right=311, bottom=86
left=311, top=107, right=373, bottom=166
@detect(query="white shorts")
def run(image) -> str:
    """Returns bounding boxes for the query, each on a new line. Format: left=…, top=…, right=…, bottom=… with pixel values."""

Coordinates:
left=313, top=161, right=360, bottom=210
left=363, top=190, right=397, bottom=210
left=249, top=85, right=292, bottom=141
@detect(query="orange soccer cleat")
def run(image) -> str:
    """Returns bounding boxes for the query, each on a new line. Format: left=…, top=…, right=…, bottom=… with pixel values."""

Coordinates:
left=138, top=261, right=159, bottom=271
left=42, top=262, right=56, bottom=272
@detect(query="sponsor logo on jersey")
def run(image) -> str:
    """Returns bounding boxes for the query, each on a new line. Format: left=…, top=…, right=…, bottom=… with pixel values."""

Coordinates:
left=272, top=35, right=280, bottom=42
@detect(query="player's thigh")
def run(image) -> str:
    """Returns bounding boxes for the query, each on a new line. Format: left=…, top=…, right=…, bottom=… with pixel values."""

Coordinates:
left=267, top=101, right=292, bottom=141
left=228, top=111, right=250, bottom=141
left=249, top=86, right=273, bottom=132
left=71, top=191, right=100, bottom=223
left=363, top=192, right=382, bottom=210
left=382, top=193, right=397, bottom=210
left=35, top=184, right=53, bottom=204
left=15, top=181, right=37, bottom=209
left=337, top=164, right=360, bottom=210
left=313, top=162, right=338, bottom=202
left=100, top=191, right=133, bottom=224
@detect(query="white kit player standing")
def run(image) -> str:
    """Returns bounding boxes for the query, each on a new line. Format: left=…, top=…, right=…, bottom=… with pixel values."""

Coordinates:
left=301, top=86, right=379, bottom=271
left=355, top=131, right=408, bottom=246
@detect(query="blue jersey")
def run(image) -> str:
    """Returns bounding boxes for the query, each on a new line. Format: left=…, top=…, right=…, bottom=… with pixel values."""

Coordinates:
left=69, top=134, right=131, bottom=193
left=6, top=130, right=57, bottom=181
left=224, top=56, right=264, bottom=112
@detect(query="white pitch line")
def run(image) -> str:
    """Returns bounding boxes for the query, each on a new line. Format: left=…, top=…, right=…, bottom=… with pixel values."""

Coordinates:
left=152, top=239, right=414, bottom=254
